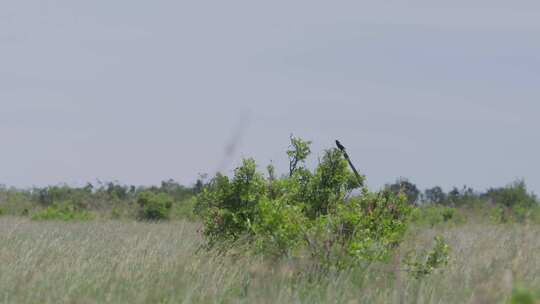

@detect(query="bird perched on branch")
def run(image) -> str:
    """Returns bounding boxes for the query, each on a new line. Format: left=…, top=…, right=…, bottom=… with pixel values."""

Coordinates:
left=335, top=140, right=346, bottom=152
left=335, top=139, right=363, bottom=186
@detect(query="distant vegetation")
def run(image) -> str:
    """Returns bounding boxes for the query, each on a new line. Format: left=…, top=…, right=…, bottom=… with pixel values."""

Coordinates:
left=0, top=179, right=198, bottom=221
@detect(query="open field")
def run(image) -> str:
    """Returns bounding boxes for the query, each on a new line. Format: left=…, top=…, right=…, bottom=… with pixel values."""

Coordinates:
left=1, top=217, right=539, bottom=303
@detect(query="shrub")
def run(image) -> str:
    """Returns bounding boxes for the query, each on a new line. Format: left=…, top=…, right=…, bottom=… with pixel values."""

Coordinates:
left=32, top=202, right=94, bottom=221
left=484, top=180, right=538, bottom=223
left=486, top=180, right=539, bottom=223
left=137, top=191, right=174, bottom=220
left=196, top=137, right=417, bottom=269
left=197, top=158, right=267, bottom=244
left=404, top=236, right=450, bottom=279
left=485, top=180, right=537, bottom=209
left=510, top=288, right=540, bottom=304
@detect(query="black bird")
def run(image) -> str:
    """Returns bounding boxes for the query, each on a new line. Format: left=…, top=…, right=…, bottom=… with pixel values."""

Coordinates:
left=335, top=140, right=346, bottom=152
left=335, top=139, right=363, bottom=186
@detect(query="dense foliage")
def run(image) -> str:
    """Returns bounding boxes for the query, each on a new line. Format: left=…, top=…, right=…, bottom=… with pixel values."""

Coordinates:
left=137, top=191, right=174, bottom=220
left=196, top=137, right=425, bottom=269
left=510, top=288, right=540, bottom=304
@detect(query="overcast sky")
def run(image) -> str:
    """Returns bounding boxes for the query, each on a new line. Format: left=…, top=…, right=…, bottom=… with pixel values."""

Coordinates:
left=2, top=1, right=540, bottom=193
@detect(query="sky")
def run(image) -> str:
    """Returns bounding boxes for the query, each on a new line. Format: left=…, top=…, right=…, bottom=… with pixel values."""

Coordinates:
left=1, top=1, right=540, bottom=194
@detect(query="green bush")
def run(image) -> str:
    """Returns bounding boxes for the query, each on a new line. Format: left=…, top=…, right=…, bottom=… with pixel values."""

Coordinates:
left=485, top=180, right=537, bottom=209
left=483, top=180, right=538, bottom=224
left=197, top=158, right=267, bottom=244
left=404, top=236, right=450, bottom=279
left=137, top=191, right=174, bottom=221
left=488, top=199, right=539, bottom=225
left=510, top=288, right=540, bottom=304
left=32, top=202, right=94, bottom=221
left=196, top=137, right=416, bottom=268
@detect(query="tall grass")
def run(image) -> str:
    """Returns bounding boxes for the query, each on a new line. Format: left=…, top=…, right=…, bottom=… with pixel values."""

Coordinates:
left=1, top=217, right=539, bottom=303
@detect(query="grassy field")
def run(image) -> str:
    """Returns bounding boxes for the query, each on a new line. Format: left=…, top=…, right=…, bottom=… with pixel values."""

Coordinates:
left=1, top=217, right=539, bottom=303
